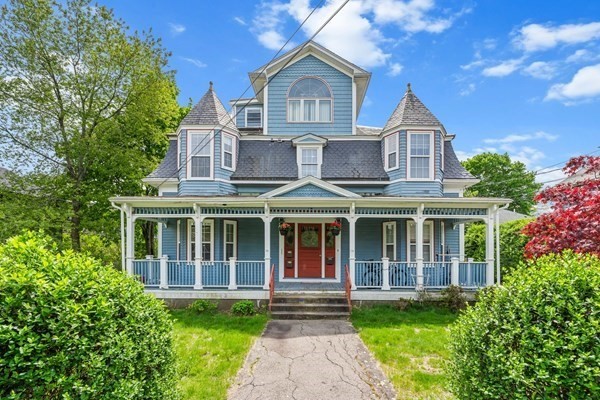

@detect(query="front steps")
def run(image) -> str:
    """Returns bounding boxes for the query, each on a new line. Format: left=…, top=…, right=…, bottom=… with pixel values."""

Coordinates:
left=270, top=292, right=351, bottom=320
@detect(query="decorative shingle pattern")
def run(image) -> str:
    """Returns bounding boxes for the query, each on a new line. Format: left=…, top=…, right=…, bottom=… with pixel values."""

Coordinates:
left=443, top=141, right=475, bottom=179
left=231, top=140, right=389, bottom=181
left=147, top=139, right=178, bottom=179
left=180, top=83, right=237, bottom=130
left=383, top=84, right=441, bottom=131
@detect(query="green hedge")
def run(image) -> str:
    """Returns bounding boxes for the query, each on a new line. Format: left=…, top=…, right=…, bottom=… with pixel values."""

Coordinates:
left=0, top=233, right=179, bottom=399
left=448, top=251, right=600, bottom=399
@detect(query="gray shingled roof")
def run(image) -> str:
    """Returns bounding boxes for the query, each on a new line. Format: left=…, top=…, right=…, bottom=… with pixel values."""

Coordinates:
left=231, top=140, right=389, bottom=181
left=147, top=139, right=178, bottom=179
left=180, top=83, right=237, bottom=130
left=356, top=125, right=382, bottom=136
left=383, top=84, right=441, bottom=131
left=443, top=141, right=475, bottom=179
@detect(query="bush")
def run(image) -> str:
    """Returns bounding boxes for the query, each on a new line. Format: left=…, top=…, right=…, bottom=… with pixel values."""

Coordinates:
left=440, top=285, right=467, bottom=312
left=231, top=300, right=256, bottom=316
left=447, top=251, right=600, bottom=399
left=189, top=299, right=218, bottom=314
left=0, top=232, right=179, bottom=399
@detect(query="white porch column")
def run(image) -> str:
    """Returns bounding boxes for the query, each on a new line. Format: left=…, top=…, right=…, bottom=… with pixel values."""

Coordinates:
left=263, top=216, right=271, bottom=290
left=381, top=257, right=390, bottom=291
left=159, top=256, right=168, bottom=289
left=415, top=204, right=425, bottom=290
left=485, top=207, right=496, bottom=286
left=193, top=205, right=203, bottom=290
left=228, top=257, right=237, bottom=290
left=451, top=257, right=459, bottom=286
left=125, top=204, right=134, bottom=276
left=348, top=217, right=357, bottom=291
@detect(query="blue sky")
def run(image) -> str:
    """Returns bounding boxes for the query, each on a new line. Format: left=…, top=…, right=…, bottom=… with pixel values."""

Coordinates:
left=102, top=0, right=600, bottom=183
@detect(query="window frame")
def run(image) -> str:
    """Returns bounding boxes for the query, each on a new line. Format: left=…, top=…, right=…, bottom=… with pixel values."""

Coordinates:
left=407, top=220, right=434, bottom=262
left=244, top=107, right=262, bottom=128
left=221, top=133, right=236, bottom=171
left=286, top=77, right=333, bottom=123
left=382, top=221, right=397, bottom=260
left=296, top=145, right=323, bottom=179
left=187, top=130, right=213, bottom=180
left=384, top=133, right=399, bottom=171
left=223, top=220, right=237, bottom=261
left=187, top=219, right=214, bottom=261
left=407, top=131, right=435, bottom=181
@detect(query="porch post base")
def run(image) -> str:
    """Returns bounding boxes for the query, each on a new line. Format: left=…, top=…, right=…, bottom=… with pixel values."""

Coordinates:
left=263, top=257, right=271, bottom=290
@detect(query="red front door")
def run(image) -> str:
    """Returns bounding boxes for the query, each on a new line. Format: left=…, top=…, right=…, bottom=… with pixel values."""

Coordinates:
left=298, top=224, right=321, bottom=278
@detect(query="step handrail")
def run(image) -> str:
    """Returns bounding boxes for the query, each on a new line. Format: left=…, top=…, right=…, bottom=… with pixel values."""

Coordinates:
left=344, top=263, right=352, bottom=311
left=268, top=264, right=275, bottom=312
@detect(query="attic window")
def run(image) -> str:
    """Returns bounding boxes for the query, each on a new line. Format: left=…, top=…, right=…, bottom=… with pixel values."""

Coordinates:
left=288, top=77, right=332, bottom=123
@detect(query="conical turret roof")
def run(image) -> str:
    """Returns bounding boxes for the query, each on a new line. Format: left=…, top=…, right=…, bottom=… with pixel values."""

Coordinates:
left=383, top=83, right=441, bottom=131
left=180, top=82, right=236, bottom=130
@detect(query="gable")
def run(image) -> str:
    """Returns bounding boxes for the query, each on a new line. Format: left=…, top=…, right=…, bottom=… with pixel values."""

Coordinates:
left=277, top=183, right=341, bottom=198
left=259, top=176, right=361, bottom=198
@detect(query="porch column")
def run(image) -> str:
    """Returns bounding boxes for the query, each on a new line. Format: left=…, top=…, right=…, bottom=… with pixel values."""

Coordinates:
left=348, top=217, right=357, bottom=290
left=263, top=216, right=271, bottom=290
left=485, top=207, right=496, bottom=286
left=415, top=204, right=425, bottom=290
left=193, top=205, right=203, bottom=290
left=451, top=257, right=459, bottom=286
left=125, top=204, right=134, bottom=276
left=381, top=257, right=390, bottom=291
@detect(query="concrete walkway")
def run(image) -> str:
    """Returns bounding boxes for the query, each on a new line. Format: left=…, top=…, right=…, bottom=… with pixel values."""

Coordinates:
left=228, top=320, right=396, bottom=400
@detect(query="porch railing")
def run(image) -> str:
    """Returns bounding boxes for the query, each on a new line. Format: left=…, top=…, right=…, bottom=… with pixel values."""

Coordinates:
left=459, top=262, right=487, bottom=288
left=133, top=259, right=161, bottom=287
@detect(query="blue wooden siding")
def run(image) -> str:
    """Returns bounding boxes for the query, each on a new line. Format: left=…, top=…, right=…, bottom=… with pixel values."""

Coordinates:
left=444, top=220, right=460, bottom=260
left=267, top=55, right=353, bottom=135
left=278, top=184, right=341, bottom=197
left=235, top=104, right=263, bottom=128
left=237, top=218, right=264, bottom=260
left=235, top=185, right=280, bottom=195
left=161, top=220, right=177, bottom=260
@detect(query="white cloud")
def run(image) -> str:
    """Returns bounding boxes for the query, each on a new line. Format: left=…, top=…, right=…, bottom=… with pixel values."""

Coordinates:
left=522, top=61, right=557, bottom=80
left=168, top=23, right=186, bottom=36
left=514, top=22, right=600, bottom=52
left=251, top=0, right=466, bottom=69
left=481, top=38, right=497, bottom=50
left=545, top=63, right=600, bottom=102
left=233, top=16, right=247, bottom=26
left=482, top=58, right=524, bottom=77
left=511, top=146, right=546, bottom=168
left=534, top=166, right=566, bottom=185
left=181, top=57, right=207, bottom=68
left=483, top=131, right=559, bottom=144
left=387, top=62, right=403, bottom=76
left=565, top=48, right=600, bottom=63
left=460, top=59, right=485, bottom=70
left=459, top=83, right=476, bottom=96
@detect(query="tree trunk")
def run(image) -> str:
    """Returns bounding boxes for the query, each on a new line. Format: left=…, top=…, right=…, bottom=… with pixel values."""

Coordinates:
left=142, top=220, right=155, bottom=256
left=70, top=200, right=82, bottom=251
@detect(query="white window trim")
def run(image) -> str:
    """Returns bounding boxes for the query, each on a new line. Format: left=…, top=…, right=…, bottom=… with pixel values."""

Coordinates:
left=296, top=145, right=323, bottom=179
left=407, top=220, right=434, bottom=262
left=223, top=220, right=237, bottom=260
left=244, top=107, right=263, bottom=128
left=221, top=133, right=236, bottom=171
left=287, top=99, right=333, bottom=123
left=187, top=219, right=214, bottom=261
left=407, top=131, right=435, bottom=181
left=187, top=130, right=214, bottom=180
left=382, top=221, right=397, bottom=260
left=384, top=133, right=399, bottom=171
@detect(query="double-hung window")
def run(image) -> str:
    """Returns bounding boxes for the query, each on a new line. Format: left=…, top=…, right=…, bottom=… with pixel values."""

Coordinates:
left=408, top=132, right=433, bottom=179
left=383, top=222, right=396, bottom=260
left=222, top=134, right=235, bottom=170
left=300, top=148, right=319, bottom=178
left=407, top=221, right=433, bottom=262
left=188, top=220, right=214, bottom=261
left=245, top=108, right=262, bottom=127
left=384, top=134, right=398, bottom=170
left=224, top=221, right=237, bottom=260
left=287, top=77, right=332, bottom=123
left=189, top=132, right=212, bottom=178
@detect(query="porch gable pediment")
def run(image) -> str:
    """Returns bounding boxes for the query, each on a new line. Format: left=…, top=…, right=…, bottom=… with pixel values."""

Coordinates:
left=258, top=176, right=360, bottom=198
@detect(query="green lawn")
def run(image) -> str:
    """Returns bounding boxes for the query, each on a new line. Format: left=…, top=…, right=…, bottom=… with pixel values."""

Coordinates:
left=171, top=310, right=268, bottom=400
left=352, top=305, right=457, bottom=400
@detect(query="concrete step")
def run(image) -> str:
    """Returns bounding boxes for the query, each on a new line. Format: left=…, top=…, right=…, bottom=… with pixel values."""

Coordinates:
left=271, top=303, right=350, bottom=313
left=270, top=310, right=350, bottom=320
left=272, top=294, right=348, bottom=305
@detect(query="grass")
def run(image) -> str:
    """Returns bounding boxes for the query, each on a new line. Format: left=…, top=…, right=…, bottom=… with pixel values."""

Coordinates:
left=352, top=304, right=458, bottom=400
left=171, top=309, right=268, bottom=400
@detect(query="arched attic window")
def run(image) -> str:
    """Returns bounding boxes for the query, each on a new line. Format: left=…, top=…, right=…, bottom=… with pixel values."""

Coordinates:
left=287, top=77, right=332, bottom=123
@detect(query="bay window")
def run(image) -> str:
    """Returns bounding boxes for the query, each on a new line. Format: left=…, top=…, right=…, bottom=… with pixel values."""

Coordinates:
left=384, top=133, right=398, bottom=170
left=189, top=132, right=212, bottom=178
left=222, top=134, right=235, bottom=170
left=408, top=132, right=434, bottom=180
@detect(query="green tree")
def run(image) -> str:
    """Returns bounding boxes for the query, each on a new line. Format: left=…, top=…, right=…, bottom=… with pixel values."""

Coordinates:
left=0, top=0, right=181, bottom=251
left=462, top=153, right=541, bottom=215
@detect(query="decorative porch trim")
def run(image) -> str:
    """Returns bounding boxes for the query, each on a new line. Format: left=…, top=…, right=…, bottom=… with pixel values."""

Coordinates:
left=258, top=176, right=361, bottom=199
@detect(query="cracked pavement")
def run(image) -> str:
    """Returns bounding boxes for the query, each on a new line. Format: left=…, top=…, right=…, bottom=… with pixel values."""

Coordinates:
left=228, top=320, right=396, bottom=400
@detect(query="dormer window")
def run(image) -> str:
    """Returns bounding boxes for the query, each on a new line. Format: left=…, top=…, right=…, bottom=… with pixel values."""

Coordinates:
left=245, top=107, right=262, bottom=127
left=288, top=77, right=332, bottom=123
left=300, top=148, right=319, bottom=178
left=408, top=131, right=434, bottom=180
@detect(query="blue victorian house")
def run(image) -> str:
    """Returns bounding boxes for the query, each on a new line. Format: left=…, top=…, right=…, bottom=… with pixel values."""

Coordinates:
left=111, top=41, right=508, bottom=304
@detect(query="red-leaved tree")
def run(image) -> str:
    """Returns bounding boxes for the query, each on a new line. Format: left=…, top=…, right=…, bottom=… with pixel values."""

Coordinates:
left=523, top=156, right=600, bottom=257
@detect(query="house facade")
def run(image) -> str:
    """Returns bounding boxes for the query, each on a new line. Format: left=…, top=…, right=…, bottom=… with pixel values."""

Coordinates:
left=111, top=41, right=509, bottom=301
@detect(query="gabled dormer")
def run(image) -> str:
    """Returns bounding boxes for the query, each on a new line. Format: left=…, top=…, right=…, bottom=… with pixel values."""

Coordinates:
left=245, top=41, right=371, bottom=136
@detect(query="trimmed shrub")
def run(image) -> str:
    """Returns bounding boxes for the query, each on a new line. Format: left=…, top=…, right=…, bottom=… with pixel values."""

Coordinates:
left=440, top=284, right=467, bottom=313
left=231, top=300, right=256, bottom=316
left=189, top=299, right=218, bottom=314
left=0, top=233, right=179, bottom=399
left=448, top=251, right=600, bottom=399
